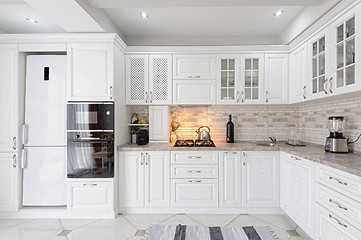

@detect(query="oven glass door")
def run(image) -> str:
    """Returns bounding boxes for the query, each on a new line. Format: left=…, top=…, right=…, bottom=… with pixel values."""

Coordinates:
left=67, top=139, right=114, bottom=178
left=67, top=103, right=114, bottom=131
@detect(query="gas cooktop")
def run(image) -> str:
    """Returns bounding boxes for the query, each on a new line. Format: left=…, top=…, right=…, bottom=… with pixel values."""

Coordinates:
left=173, top=139, right=216, bottom=147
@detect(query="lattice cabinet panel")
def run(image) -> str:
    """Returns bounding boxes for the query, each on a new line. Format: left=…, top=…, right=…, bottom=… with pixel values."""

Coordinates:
left=126, top=55, right=149, bottom=104
left=149, top=55, right=172, bottom=104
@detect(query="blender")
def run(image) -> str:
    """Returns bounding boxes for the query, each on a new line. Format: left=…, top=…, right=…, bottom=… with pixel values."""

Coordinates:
left=325, top=116, right=349, bottom=153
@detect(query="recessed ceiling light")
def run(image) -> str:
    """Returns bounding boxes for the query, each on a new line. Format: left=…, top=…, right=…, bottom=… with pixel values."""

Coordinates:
left=139, top=12, right=148, bottom=18
left=26, top=18, right=38, bottom=23
left=274, top=10, right=284, bottom=17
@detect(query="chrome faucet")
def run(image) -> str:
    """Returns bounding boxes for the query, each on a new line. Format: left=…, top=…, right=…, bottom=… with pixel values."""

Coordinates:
left=269, top=137, right=277, bottom=144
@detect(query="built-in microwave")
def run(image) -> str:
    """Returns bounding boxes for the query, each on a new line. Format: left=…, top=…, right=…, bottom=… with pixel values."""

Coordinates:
left=67, top=102, right=114, bottom=131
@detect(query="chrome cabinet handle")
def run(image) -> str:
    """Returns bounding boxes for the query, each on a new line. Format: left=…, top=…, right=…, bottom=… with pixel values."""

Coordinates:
left=83, top=183, right=97, bottom=187
left=145, top=92, right=148, bottom=103
left=21, top=149, right=26, bottom=169
left=323, top=79, right=328, bottom=94
left=140, top=153, right=144, bottom=165
left=236, top=91, right=240, bottom=103
left=329, top=214, right=347, bottom=228
left=145, top=152, right=149, bottom=165
left=188, top=170, right=202, bottom=173
left=291, top=156, right=301, bottom=161
left=188, top=156, right=201, bottom=159
left=241, top=91, right=244, bottom=102
left=188, top=75, right=201, bottom=79
left=329, top=176, right=348, bottom=186
left=328, top=77, right=333, bottom=94
left=329, top=199, right=348, bottom=211
left=266, top=91, right=269, bottom=103
left=303, top=85, right=306, bottom=99
left=243, top=152, right=246, bottom=157
left=109, top=86, right=113, bottom=99
left=12, top=137, right=16, bottom=150
left=22, top=124, right=27, bottom=145
left=150, top=91, right=153, bottom=104
left=13, top=154, right=16, bottom=168
left=188, top=180, right=202, bottom=183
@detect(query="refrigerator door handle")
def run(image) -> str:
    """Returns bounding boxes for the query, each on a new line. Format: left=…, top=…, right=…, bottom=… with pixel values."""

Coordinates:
left=21, top=148, right=27, bottom=169
left=22, top=124, right=27, bottom=145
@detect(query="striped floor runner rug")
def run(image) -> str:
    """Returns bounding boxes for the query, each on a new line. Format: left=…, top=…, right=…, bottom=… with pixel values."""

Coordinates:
left=145, top=224, right=278, bottom=240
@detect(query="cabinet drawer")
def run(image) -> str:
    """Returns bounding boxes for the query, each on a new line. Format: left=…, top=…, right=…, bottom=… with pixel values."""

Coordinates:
left=67, top=181, right=113, bottom=212
left=316, top=205, right=361, bottom=240
left=317, top=165, right=361, bottom=202
left=173, top=54, right=216, bottom=80
left=317, top=184, right=361, bottom=229
left=171, top=179, right=218, bottom=207
left=171, top=151, right=218, bottom=164
left=171, top=165, right=218, bottom=179
left=173, top=80, right=215, bottom=105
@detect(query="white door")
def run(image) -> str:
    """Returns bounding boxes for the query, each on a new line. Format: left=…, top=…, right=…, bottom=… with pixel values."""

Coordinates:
left=0, top=153, right=17, bottom=211
left=242, top=151, right=279, bottom=208
left=0, top=44, right=18, bottom=152
left=173, top=80, right=216, bottom=105
left=173, top=54, right=216, bottom=80
left=282, top=153, right=315, bottom=238
left=119, top=152, right=144, bottom=207
left=149, top=55, right=172, bottom=105
left=67, top=43, right=113, bottom=101
left=126, top=55, right=149, bottom=105
left=289, top=43, right=308, bottom=103
left=240, top=54, right=265, bottom=104
left=264, top=54, right=289, bottom=104
left=25, top=55, right=67, bottom=147
left=149, top=106, right=168, bottom=141
left=144, top=151, right=170, bottom=207
left=217, top=54, right=240, bottom=104
left=23, top=147, right=66, bottom=206
left=219, top=151, right=241, bottom=207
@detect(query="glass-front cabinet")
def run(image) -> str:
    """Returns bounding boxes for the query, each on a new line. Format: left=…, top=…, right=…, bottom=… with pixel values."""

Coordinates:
left=329, top=6, right=361, bottom=95
left=217, top=54, right=239, bottom=104
left=240, top=54, right=264, bottom=104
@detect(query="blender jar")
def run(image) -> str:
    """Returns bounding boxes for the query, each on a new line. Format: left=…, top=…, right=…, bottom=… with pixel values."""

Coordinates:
left=328, top=116, right=345, bottom=133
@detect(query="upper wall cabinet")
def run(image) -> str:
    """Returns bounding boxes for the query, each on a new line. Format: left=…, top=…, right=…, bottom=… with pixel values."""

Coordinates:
left=173, top=54, right=216, bottom=80
left=289, top=43, right=308, bottom=104
left=67, top=43, right=114, bottom=101
left=241, top=54, right=265, bottom=104
left=0, top=44, right=18, bottom=152
left=216, top=55, right=239, bottom=104
left=329, top=5, right=361, bottom=95
left=126, top=55, right=172, bottom=105
left=264, top=54, right=289, bottom=104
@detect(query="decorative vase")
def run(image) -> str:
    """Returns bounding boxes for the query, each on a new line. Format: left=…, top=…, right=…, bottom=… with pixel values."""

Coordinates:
left=131, top=134, right=137, bottom=144
left=170, top=131, right=177, bottom=143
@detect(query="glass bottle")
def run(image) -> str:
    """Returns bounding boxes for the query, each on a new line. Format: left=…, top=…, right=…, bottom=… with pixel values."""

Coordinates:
left=226, top=114, right=234, bottom=143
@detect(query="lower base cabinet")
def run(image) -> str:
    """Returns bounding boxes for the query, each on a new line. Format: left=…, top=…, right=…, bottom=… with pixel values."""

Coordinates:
left=67, top=180, right=114, bottom=212
left=0, top=153, right=17, bottom=211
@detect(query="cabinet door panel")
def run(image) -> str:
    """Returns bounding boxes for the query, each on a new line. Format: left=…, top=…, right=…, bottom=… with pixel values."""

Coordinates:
left=173, top=54, right=216, bottom=80
left=149, top=55, right=172, bottom=105
left=149, top=106, right=168, bottom=141
left=68, top=43, right=112, bottom=101
left=289, top=43, right=308, bottom=103
left=0, top=153, right=16, bottom=211
left=265, top=54, right=288, bottom=104
left=0, top=44, right=18, bottom=152
left=173, top=80, right=215, bottom=104
left=145, top=151, right=170, bottom=207
left=119, top=152, right=144, bottom=207
left=126, top=55, right=149, bottom=105
left=240, top=54, right=264, bottom=104
left=217, top=55, right=239, bottom=104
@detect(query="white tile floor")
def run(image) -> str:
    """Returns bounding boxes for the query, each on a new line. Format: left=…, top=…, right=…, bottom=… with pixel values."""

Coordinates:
left=0, top=214, right=311, bottom=240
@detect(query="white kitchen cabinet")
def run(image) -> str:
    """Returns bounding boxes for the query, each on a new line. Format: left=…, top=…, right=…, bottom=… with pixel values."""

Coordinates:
left=173, top=80, right=215, bottom=105
left=173, top=54, right=216, bottom=80
left=329, top=5, right=361, bottom=96
left=119, top=151, right=170, bottom=208
left=67, top=43, right=114, bottom=101
left=242, top=151, right=279, bottom=208
left=67, top=180, right=114, bottom=212
left=289, top=43, right=308, bottom=103
left=126, top=55, right=172, bottom=105
left=217, top=55, right=240, bottom=104
left=219, top=151, right=241, bottom=208
left=264, top=54, right=289, bottom=104
left=0, top=153, right=17, bottom=211
left=149, top=106, right=168, bottom=141
left=0, top=44, right=18, bottom=152
left=280, top=152, right=315, bottom=239
left=240, top=54, right=265, bottom=104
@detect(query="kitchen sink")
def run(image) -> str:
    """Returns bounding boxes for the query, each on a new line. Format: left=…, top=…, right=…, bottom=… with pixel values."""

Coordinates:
left=256, top=142, right=277, bottom=146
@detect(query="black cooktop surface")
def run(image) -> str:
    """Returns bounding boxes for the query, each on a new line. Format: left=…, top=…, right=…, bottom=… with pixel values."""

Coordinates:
left=173, top=139, right=216, bottom=147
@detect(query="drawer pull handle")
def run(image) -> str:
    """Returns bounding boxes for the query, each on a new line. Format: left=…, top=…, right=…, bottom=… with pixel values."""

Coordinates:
left=329, top=214, right=347, bottom=228
left=187, top=170, right=202, bottom=173
left=329, top=177, right=348, bottom=186
left=188, top=180, right=202, bottom=183
left=188, top=156, right=201, bottom=159
left=329, top=199, right=348, bottom=211
left=83, top=183, right=97, bottom=187
left=188, top=75, right=201, bottom=79
left=291, top=156, right=301, bottom=161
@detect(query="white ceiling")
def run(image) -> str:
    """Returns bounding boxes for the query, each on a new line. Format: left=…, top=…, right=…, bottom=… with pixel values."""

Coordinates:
left=0, top=0, right=347, bottom=46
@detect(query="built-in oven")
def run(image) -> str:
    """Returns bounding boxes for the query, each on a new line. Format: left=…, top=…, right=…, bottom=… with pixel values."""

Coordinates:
left=67, top=102, right=114, bottom=131
left=67, top=132, right=114, bottom=178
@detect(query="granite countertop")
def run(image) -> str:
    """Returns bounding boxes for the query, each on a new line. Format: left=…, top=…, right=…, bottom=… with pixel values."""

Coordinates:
left=117, top=141, right=361, bottom=178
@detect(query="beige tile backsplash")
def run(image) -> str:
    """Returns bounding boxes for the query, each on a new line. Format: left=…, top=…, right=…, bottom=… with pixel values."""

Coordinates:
left=129, top=96, right=361, bottom=152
